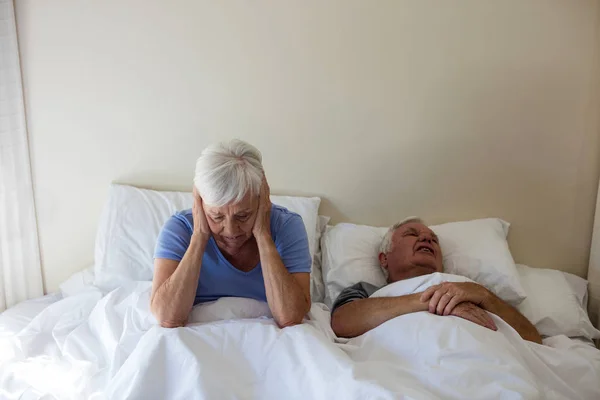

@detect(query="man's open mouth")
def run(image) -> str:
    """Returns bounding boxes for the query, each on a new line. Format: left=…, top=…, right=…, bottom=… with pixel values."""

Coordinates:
left=416, top=245, right=434, bottom=255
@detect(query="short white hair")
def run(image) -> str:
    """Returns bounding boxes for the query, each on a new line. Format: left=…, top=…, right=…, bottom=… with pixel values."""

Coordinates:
left=194, top=139, right=264, bottom=206
left=379, top=216, right=424, bottom=279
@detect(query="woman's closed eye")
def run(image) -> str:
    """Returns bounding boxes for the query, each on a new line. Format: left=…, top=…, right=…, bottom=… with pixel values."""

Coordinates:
left=236, top=214, right=250, bottom=222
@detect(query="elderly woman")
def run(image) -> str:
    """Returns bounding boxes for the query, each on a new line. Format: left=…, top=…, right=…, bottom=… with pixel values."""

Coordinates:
left=150, top=140, right=311, bottom=328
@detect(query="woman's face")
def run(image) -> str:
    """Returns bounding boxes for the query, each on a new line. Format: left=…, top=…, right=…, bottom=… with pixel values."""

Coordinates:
left=203, top=192, right=259, bottom=253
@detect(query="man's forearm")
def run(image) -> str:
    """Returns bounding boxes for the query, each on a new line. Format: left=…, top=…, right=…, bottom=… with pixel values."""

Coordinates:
left=483, top=295, right=542, bottom=344
left=151, top=235, right=206, bottom=326
left=256, top=233, right=310, bottom=327
left=331, top=294, right=429, bottom=338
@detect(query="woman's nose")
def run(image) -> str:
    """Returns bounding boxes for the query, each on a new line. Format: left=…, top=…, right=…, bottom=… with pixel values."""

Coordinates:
left=223, top=220, right=238, bottom=236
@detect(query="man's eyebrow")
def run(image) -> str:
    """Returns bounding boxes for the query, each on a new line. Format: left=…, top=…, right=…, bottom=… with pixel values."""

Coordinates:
left=235, top=209, right=252, bottom=214
left=403, top=227, right=418, bottom=234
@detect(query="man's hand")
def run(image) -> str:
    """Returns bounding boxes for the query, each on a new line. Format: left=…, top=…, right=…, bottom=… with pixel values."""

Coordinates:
left=420, top=282, right=492, bottom=316
left=192, top=185, right=211, bottom=242
left=422, top=281, right=542, bottom=343
left=450, top=302, right=497, bottom=331
left=252, top=175, right=272, bottom=238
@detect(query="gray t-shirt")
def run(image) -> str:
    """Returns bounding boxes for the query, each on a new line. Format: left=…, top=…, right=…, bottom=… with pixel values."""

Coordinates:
left=331, top=281, right=382, bottom=313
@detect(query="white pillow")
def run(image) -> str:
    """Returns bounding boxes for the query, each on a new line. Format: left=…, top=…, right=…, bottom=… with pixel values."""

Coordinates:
left=321, top=223, right=387, bottom=307
left=561, top=271, right=589, bottom=308
left=430, top=218, right=526, bottom=305
left=310, top=216, right=331, bottom=303
left=94, top=184, right=321, bottom=291
left=321, top=218, right=526, bottom=308
left=516, top=264, right=600, bottom=340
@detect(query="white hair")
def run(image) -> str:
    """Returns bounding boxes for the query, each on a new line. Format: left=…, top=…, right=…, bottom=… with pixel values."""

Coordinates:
left=379, top=216, right=424, bottom=279
left=193, top=139, right=264, bottom=206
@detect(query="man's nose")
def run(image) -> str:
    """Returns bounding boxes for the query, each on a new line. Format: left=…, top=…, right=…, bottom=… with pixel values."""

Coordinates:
left=419, top=234, right=433, bottom=243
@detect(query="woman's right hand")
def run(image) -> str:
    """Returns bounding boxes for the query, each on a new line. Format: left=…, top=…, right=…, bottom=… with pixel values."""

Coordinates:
left=192, top=185, right=211, bottom=242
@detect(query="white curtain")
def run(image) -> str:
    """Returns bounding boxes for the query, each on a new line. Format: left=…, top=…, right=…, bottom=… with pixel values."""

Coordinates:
left=0, top=0, right=43, bottom=311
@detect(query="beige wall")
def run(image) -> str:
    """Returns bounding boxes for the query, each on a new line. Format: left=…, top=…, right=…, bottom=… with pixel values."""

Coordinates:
left=15, top=1, right=600, bottom=292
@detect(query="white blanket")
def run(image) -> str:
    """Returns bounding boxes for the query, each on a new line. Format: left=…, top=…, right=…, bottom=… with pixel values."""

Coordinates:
left=343, top=273, right=600, bottom=399
left=0, top=274, right=599, bottom=399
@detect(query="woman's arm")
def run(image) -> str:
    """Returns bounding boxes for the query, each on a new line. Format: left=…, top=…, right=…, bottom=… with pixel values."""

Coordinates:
left=253, top=177, right=311, bottom=328
left=150, top=236, right=207, bottom=327
left=150, top=187, right=211, bottom=328
left=257, top=233, right=311, bottom=327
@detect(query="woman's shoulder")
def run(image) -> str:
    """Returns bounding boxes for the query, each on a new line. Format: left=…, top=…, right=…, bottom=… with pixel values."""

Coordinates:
left=155, top=209, right=194, bottom=259
left=269, top=205, right=309, bottom=253
left=163, top=209, right=194, bottom=233
left=270, top=204, right=303, bottom=232
left=270, top=204, right=301, bottom=221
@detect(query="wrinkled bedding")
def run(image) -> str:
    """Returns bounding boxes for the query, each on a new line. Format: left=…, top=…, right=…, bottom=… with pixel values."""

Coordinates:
left=1, top=274, right=599, bottom=399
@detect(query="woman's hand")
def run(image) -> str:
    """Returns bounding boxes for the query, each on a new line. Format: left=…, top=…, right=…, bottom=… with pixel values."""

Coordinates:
left=192, top=185, right=211, bottom=242
left=420, top=281, right=493, bottom=316
left=252, top=175, right=272, bottom=238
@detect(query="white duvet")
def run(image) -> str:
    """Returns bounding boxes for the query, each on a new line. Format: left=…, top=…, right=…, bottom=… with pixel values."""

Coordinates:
left=1, top=273, right=599, bottom=399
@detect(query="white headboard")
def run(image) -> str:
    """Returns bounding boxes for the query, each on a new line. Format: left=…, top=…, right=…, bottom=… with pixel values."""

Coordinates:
left=15, top=1, right=600, bottom=293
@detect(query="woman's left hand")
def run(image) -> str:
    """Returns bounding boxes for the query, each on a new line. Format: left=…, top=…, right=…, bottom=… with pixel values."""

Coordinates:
left=253, top=175, right=272, bottom=238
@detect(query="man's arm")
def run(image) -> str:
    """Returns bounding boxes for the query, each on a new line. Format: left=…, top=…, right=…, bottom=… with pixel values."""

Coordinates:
left=482, top=294, right=542, bottom=344
left=421, top=282, right=542, bottom=344
left=331, top=294, right=428, bottom=338
left=332, top=295, right=497, bottom=338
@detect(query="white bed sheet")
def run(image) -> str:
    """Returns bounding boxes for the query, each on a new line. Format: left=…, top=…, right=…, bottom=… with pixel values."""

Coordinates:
left=0, top=275, right=599, bottom=399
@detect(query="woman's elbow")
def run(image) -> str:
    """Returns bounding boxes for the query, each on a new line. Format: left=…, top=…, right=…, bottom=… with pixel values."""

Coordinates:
left=277, top=317, right=303, bottom=329
left=276, top=308, right=308, bottom=328
left=158, top=319, right=185, bottom=329
left=150, top=301, right=185, bottom=328
left=155, top=311, right=186, bottom=328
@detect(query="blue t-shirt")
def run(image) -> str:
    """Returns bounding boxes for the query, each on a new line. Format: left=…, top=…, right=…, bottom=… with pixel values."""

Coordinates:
left=154, top=205, right=311, bottom=304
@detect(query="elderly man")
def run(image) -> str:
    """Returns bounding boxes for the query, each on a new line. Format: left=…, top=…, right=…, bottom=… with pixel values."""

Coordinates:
left=331, top=218, right=542, bottom=343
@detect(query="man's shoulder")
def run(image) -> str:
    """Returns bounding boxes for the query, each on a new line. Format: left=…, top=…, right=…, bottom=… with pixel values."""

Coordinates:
left=331, top=281, right=383, bottom=313
left=351, top=281, right=381, bottom=296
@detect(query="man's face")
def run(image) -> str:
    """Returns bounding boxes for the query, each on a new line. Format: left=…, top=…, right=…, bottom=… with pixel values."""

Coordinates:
left=379, top=222, right=444, bottom=283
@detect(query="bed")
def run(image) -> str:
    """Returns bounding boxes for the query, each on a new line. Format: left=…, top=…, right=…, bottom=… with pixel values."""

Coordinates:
left=1, top=184, right=599, bottom=399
